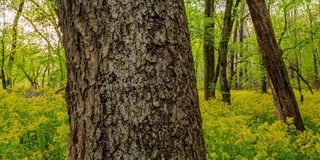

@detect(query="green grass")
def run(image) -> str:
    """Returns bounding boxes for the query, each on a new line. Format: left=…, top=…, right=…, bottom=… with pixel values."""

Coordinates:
left=0, top=87, right=319, bottom=159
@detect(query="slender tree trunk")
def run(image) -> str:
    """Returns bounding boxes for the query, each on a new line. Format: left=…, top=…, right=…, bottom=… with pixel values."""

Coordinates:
left=6, top=0, right=25, bottom=87
left=313, top=53, right=318, bottom=88
left=306, top=4, right=319, bottom=90
left=236, top=15, right=246, bottom=90
left=194, top=41, right=203, bottom=80
left=1, top=4, right=6, bottom=89
left=1, top=38, right=5, bottom=89
left=229, top=21, right=238, bottom=89
left=317, top=36, right=320, bottom=91
left=56, top=0, right=206, bottom=159
left=295, top=51, right=303, bottom=101
left=261, top=61, right=267, bottom=93
left=311, top=28, right=318, bottom=88
left=317, top=0, right=320, bottom=91
left=211, top=63, right=220, bottom=98
left=291, top=8, right=303, bottom=101
left=20, top=5, right=64, bottom=88
left=247, top=0, right=305, bottom=131
left=236, top=4, right=247, bottom=90
left=218, top=0, right=234, bottom=105
left=204, top=0, right=215, bottom=100
left=261, top=75, right=267, bottom=93
left=57, top=48, right=64, bottom=87
left=41, top=67, right=48, bottom=87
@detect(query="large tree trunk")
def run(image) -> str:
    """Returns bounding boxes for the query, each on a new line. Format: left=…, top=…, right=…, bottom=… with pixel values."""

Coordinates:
left=203, top=0, right=216, bottom=100
left=247, top=0, right=305, bottom=131
left=56, top=0, right=206, bottom=159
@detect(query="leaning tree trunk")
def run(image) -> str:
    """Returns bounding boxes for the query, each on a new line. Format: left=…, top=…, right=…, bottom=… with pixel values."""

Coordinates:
left=247, top=0, right=305, bottom=131
left=56, top=0, right=206, bottom=159
left=204, top=0, right=216, bottom=100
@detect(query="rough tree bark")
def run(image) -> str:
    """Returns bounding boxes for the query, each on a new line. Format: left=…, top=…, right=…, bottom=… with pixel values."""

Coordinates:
left=247, top=0, right=305, bottom=131
left=56, top=0, right=206, bottom=159
left=204, top=0, right=215, bottom=100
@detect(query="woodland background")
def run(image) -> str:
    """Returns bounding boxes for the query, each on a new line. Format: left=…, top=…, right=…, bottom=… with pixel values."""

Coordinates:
left=0, top=0, right=319, bottom=92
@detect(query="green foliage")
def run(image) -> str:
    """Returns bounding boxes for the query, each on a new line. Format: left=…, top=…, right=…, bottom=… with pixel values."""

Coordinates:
left=200, top=90, right=320, bottom=159
left=186, top=0, right=320, bottom=91
left=1, top=0, right=65, bottom=89
left=185, top=0, right=205, bottom=89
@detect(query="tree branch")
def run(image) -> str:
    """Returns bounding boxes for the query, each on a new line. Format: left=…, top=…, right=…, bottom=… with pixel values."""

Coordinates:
left=290, top=66, right=314, bottom=94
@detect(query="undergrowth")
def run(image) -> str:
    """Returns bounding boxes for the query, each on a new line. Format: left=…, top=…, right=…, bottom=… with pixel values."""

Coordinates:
left=0, top=87, right=68, bottom=160
left=0, top=87, right=319, bottom=159
left=201, top=90, right=320, bottom=159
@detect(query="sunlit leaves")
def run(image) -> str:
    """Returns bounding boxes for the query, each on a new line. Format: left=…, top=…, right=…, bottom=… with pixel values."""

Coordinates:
left=0, top=0, right=64, bottom=88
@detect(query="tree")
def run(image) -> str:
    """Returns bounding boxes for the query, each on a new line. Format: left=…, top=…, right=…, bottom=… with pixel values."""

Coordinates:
left=0, top=0, right=62, bottom=89
left=235, top=5, right=249, bottom=90
left=1, top=20, right=6, bottom=89
left=5, top=0, right=25, bottom=88
left=246, top=0, right=305, bottom=131
left=306, top=2, right=319, bottom=90
left=1, top=33, right=5, bottom=89
left=217, top=0, right=233, bottom=104
left=23, top=0, right=65, bottom=87
left=229, top=2, right=247, bottom=90
left=203, top=0, right=215, bottom=100
left=55, top=0, right=206, bottom=159
left=185, top=0, right=205, bottom=89
left=215, top=0, right=241, bottom=104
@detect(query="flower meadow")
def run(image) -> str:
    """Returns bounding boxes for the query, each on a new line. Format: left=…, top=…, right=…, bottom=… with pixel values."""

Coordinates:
left=0, top=87, right=319, bottom=159
left=0, top=87, right=69, bottom=159
left=201, top=90, right=320, bottom=159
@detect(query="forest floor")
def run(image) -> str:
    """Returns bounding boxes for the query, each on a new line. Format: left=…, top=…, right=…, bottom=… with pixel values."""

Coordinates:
left=0, top=87, right=319, bottom=159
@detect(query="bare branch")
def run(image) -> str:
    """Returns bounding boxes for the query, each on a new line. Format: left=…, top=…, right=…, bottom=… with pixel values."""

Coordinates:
left=290, top=66, right=314, bottom=94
